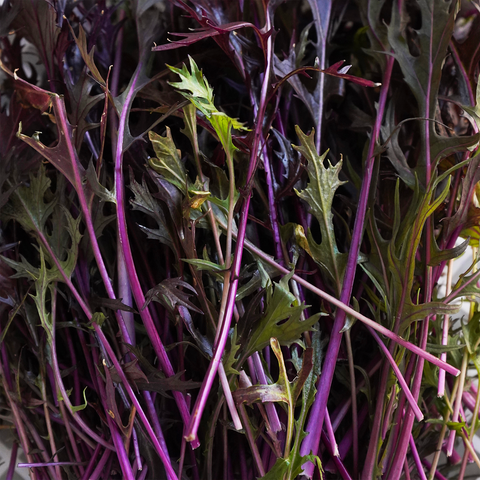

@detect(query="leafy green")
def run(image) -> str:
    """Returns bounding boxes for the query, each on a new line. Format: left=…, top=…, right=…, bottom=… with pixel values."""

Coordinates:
left=245, top=272, right=322, bottom=357
left=294, top=126, right=347, bottom=293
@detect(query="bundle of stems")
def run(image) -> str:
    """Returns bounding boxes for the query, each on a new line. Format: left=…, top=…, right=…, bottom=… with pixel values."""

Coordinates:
left=1, top=0, right=480, bottom=479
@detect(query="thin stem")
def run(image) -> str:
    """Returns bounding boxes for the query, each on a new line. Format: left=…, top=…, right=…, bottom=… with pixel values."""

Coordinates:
left=438, top=258, right=454, bottom=397
left=86, top=448, right=111, bottom=480
left=446, top=351, right=469, bottom=456
left=409, top=435, right=428, bottom=480
left=113, top=63, right=193, bottom=444
left=6, top=442, right=19, bottom=480
left=94, top=326, right=178, bottom=480
left=185, top=5, right=273, bottom=444
left=238, top=404, right=266, bottom=477
left=368, top=326, right=424, bottom=421
left=344, top=329, right=358, bottom=478
left=218, top=217, right=460, bottom=376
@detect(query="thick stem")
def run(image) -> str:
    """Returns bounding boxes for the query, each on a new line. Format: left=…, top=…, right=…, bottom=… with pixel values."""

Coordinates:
left=300, top=54, right=395, bottom=477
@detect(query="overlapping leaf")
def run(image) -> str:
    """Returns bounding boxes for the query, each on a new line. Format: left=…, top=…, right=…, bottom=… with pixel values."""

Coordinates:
left=245, top=272, right=322, bottom=357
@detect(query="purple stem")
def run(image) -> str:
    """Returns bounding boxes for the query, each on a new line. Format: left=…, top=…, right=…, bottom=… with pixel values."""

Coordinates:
left=463, top=391, right=480, bottom=419
left=261, top=141, right=283, bottom=262
left=17, top=409, right=57, bottom=479
left=409, top=435, right=428, bottom=480
left=81, top=441, right=103, bottom=480
left=93, top=324, right=178, bottom=480
left=320, top=430, right=352, bottom=480
left=324, top=409, right=339, bottom=457
left=325, top=403, right=369, bottom=472
left=107, top=415, right=135, bottom=480
left=47, top=96, right=135, bottom=357
left=300, top=54, right=395, bottom=476
left=87, top=448, right=111, bottom=480
left=6, top=442, right=18, bottom=480
left=18, top=462, right=88, bottom=468
left=385, top=321, right=430, bottom=479
left=421, top=459, right=449, bottom=480
left=311, top=0, right=332, bottom=153
left=137, top=465, right=149, bottom=480
left=113, top=64, right=193, bottom=443
left=381, top=337, right=418, bottom=474
left=228, top=223, right=460, bottom=375
left=238, top=405, right=266, bottom=477
left=404, top=458, right=411, bottom=480
left=109, top=9, right=136, bottom=347
left=185, top=7, right=273, bottom=444
left=252, top=351, right=282, bottom=433
left=368, top=326, right=423, bottom=421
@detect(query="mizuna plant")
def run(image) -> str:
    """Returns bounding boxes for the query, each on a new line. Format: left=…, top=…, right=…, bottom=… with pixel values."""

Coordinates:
left=1, top=0, right=480, bottom=479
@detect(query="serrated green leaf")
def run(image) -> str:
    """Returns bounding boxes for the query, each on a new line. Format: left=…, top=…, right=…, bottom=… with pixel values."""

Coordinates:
left=223, top=326, right=241, bottom=375
left=128, top=169, right=175, bottom=251
left=168, top=56, right=248, bottom=160
left=209, top=111, right=248, bottom=159
left=462, top=313, right=480, bottom=355
left=293, top=126, right=347, bottom=293
left=428, top=234, right=469, bottom=267
left=181, top=258, right=224, bottom=272
left=168, top=56, right=216, bottom=118
left=245, top=272, right=322, bottom=357
left=2, top=165, right=56, bottom=234
left=148, top=128, right=188, bottom=195
left=400, top=302, right=460, bottom=332
left=85, top=161, right=116, bottom=204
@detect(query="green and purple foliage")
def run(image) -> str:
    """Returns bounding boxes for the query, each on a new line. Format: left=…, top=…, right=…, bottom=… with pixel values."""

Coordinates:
left=1, top=0, right=480, bottom=479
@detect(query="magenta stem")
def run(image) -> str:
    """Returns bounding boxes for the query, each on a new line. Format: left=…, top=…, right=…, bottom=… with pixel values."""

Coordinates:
left=409, top=435, right=428, bottom=480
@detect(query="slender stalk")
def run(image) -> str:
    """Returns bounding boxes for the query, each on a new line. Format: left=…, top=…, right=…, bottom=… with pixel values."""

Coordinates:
left=300, top=53, right=395, bottom=477
left=368, top=326, right=423, bottom=421
left=446, top=351, right=469, bottom=456
left=344, top=329, right=358, bottom=478
left=94, top=327, right=178, bottom=480
left=459, top=369, right=480, bottom=479
left=409, top=435, right=428, bottom=480
left=6, top=442, right=19, bottom=480
left=438, top=258, right=454, bottom=397
left=185, top=5, right=273, bottom=444
left=113, top=63, right=193, bottom=444
left=218, top=216, right=460, bottom=376
left=86, top=448, right=111, bottom=480
left=324, top=409, right=339, bottom=457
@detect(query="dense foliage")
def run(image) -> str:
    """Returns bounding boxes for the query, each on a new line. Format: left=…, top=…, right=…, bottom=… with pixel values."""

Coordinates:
left=1, top=0, right=480, bottom=479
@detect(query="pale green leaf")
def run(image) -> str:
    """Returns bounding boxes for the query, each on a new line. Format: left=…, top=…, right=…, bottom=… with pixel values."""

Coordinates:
left=148, top=128, right=188, bottom=195
left=293, top=126, right=347, bottom=293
